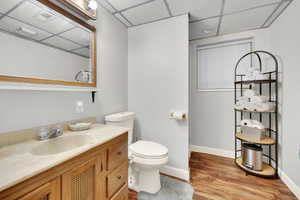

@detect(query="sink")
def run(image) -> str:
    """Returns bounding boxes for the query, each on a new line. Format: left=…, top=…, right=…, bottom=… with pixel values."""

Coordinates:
left=31, top=135, right=94, bottom=156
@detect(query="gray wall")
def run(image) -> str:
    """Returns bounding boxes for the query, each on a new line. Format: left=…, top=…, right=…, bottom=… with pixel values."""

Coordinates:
left=269, top=0, right=300, bottom=189
left=0, top=7, right=128, bottom=134
left=189, top=29, right=272, bottom=151
left=189, top=1, right=300, bottom=191
left=128, top=15, right=190, bottom=172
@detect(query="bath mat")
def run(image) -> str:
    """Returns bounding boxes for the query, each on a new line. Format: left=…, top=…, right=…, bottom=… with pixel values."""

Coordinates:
left=138, top=175, right=194, bottom=200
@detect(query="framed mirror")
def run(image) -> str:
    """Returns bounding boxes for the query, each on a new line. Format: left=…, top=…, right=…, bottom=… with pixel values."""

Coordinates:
left=0, top=0, right=97, bottom=87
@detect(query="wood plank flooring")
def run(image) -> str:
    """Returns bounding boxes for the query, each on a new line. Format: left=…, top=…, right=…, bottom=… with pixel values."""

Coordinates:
left=129, top=152, right=297, bottom=200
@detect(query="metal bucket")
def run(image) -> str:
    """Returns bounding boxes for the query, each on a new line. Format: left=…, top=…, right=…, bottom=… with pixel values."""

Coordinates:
left=242, top=143, right=263, bottom=171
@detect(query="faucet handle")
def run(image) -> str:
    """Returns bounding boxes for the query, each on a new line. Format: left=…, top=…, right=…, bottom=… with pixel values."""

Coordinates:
left=37, top=127, right=49, bottom=140
left=55, top=125, right=64, bottom=136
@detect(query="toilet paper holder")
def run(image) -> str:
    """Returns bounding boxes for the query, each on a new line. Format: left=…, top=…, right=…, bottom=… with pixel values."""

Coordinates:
left=169, top=111, right=187, bottom=120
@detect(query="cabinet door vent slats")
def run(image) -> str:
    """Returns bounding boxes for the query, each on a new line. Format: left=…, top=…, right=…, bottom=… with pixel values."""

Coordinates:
left=71, top=167, right=95, bottom=200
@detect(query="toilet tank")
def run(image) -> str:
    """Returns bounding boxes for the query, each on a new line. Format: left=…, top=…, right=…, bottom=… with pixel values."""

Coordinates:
left=105, top=112, right=135, bottom=144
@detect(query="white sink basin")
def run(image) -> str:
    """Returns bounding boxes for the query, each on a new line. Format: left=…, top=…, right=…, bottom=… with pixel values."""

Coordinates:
left=31, top=135, right=94, bottom=156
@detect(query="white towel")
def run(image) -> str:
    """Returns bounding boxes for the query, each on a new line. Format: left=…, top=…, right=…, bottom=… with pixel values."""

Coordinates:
left=244, top=89, right=257, bottom=98
left=255, top=102, right=275, bottom=112
left=240, top=119, right=265, bottom=130
left=253, top=69, right=268, bottom=80
left=252, top=96, right=268, bottom=104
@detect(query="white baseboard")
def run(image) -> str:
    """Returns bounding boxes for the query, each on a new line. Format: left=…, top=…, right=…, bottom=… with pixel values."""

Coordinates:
left=189, top=144, right=235, bottom=158
left=189, top=145, right=300, bottom=199
left=160, top=165, right=190, bottom=181
left=279, top=168, right=300, bottom=199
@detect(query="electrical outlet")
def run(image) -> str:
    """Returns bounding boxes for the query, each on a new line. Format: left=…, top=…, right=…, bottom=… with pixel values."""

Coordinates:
left=75, top=101, right=84, bottom=113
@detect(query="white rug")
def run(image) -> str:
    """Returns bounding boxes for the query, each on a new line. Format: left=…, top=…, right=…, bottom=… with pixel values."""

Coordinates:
left=138, top=176, right=194, bottom=200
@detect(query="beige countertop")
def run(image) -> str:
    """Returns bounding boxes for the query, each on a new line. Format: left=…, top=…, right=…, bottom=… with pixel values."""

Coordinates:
left=0, top=124, right=129, bottom=192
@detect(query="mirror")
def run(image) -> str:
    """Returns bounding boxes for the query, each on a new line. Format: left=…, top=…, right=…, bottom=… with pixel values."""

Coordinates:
left=0, top=0, right=96, bottom=87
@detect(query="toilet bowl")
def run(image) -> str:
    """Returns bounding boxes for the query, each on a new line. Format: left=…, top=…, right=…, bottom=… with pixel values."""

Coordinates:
left=105, top=112, right=168, bottom=194
left=129, top=140, right=168, bottom=193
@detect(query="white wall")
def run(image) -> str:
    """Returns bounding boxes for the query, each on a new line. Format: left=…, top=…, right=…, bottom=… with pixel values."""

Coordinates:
left=0, top=31, right=89, bottom=82
left=189, top=29, right=273, bottom=151
left=0, top=7, right=128, bottom=134
left=128, top=15, right=190, bottom=175
left=269, top=0, right=300, bottom=191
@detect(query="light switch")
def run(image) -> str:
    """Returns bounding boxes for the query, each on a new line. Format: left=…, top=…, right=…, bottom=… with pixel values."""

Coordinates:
left=75, top=101, right=84, bottom=113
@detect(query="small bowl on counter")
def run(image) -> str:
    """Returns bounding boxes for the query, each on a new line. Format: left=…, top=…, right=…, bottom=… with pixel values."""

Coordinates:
left=68, top=122, right=92, bottom=131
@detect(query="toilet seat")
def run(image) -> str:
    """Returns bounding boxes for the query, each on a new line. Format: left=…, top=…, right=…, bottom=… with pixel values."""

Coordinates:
left=129, top=140, right=168, bottom=159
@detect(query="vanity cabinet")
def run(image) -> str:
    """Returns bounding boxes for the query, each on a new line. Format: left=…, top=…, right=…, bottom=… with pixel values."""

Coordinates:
left=0, top=133, right=128, bottom=200
left=62, top=157, right=104, bottom=200
left=19, top=177, right=60, bottom=200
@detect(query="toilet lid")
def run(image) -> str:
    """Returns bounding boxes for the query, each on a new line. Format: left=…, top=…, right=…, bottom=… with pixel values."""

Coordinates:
left=130, top=141, right=168, bottom=159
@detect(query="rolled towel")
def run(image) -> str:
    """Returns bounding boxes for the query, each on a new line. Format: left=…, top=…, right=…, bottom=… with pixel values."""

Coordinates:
left=244, top=102, right=256, bottom=111
left=234, top=104, right=244, bottom=110
left=255, top=102, right=275, bottom=112
left=251, top=120, right=265, bottom=130
left=244, top=74, right=254, bottom=81
left=255, top=73, right=268, bottom=80
left=252, top=95, right=269, bottom=104
left=240, top=119, right=265, bottom=130
left=244, top=89, right=257, bottom=98
left=240, top=119, right=252, bottom=126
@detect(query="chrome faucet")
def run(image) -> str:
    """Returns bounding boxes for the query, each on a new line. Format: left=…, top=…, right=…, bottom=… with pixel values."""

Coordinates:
left=37, top=126, right=64, bottom=140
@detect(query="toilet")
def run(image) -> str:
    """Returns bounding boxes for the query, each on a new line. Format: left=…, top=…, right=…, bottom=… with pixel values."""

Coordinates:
left=105, top=112, right=168, bottom=194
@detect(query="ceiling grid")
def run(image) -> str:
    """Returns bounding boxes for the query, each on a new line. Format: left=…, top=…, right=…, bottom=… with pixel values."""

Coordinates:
left=216, top=0, right=225, bottom=35
left=97, top=0, right=293, bottom=40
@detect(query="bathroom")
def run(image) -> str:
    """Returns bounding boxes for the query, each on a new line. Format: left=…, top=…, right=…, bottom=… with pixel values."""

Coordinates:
left=0, top=0, right=299, bottom=199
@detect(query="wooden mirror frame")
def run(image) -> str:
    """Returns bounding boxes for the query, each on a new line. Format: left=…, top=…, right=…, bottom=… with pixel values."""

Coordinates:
left=0, top=0, right=97, bottom=88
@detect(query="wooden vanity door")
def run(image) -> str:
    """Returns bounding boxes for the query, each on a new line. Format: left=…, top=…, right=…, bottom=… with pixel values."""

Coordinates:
left=62, top=157, right=104, bottom=200
left=18, top=177, right=60, bottom=200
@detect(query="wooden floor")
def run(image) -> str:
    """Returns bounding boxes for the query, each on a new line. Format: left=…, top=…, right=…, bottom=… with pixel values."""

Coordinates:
left=129, top=152, right=297, bottom=200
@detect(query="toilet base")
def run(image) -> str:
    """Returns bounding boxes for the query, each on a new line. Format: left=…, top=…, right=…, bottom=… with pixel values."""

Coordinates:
left=129, top=165, right=161, bottom=194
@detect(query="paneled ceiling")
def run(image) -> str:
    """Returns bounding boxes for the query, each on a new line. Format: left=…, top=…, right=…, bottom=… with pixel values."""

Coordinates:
left=0, top=0, right=91, bottom=58
left=98, top=0, right=293, bottom=40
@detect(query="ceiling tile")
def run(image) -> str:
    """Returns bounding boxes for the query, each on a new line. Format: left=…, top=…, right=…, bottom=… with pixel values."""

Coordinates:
left=42, top=36, right=81, bottom=51
left=167, top=0, right=223, bottom=21
left=0, top=0, right=23, bottom=14
left=59, top=27, right=90, bottom=46
left=114, top=13, right=131, bottom=26
left=220, top=4, right=278, bottom=35
left=73, top=47, right=90, bottom=57
left=8, top=1, right=74, bottom=34
left=224, top=0, right=280, bottom=14
left=189, top=17, right=219, bottom=40
left=122, top=0, right=169, bottom=25
left=97, top=0, right=117, bottom=12
left=0, top=16, right=51, bottom=40
left=107, top=0, right=151, bottom=11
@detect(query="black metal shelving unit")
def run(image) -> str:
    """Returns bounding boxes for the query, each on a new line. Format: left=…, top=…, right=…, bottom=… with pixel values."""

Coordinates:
left=234, top=50, right=279, bottom=178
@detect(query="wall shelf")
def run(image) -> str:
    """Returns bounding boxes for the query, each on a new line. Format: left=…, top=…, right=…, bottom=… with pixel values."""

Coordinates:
left=0, top=83, right=99, bottom=103
left=0, top=84, right=99, bottom=92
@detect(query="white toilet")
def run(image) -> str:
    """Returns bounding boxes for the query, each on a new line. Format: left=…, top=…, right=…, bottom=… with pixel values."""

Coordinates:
left=105, top=112, right=168, bottom=194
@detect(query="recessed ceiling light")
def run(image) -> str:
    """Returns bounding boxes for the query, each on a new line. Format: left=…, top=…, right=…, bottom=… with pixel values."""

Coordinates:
left=35, top=12, right=55, bottom=22
left=16, top=27, right=37, bottom=36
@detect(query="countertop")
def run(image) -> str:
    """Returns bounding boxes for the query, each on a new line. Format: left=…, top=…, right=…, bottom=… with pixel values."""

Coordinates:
left=0, top=124, right=129, bottom=192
